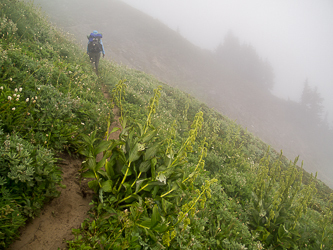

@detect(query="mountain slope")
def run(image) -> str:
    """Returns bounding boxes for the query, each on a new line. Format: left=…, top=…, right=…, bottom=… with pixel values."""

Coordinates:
left=2, top=1, right=332, bottom=248
left=33, top=0, right=333, bottom=187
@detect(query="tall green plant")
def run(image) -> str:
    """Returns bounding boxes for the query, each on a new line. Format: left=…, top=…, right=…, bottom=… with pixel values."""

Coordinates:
left=111, top=79, right=127, bottom=123
left=249, top=149, right=317, bottom=248
left=71, top=86, right=216, bottom=248
left=319, top=194, right=333, bottom=249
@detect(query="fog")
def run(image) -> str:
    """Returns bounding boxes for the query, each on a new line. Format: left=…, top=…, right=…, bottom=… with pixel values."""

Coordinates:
left=122, top=0, right=333, bottom=125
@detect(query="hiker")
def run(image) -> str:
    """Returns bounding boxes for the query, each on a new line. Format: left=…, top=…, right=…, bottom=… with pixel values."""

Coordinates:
left=87, top=30, right=105, bottom=74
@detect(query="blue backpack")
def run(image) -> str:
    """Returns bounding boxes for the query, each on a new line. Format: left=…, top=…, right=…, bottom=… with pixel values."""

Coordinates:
left=88, top=33, right=103, bottom=53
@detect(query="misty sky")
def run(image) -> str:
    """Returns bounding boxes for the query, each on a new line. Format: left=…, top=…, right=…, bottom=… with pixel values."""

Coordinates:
left=122, top=0, right=333, bottom=124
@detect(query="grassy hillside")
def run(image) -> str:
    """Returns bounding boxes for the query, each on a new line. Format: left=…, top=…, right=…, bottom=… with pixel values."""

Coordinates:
left=0, top=0, right=112, bottom=247
left=32, top=0, right=333, bottom=188
left=1, top=1, right=332, bottom=249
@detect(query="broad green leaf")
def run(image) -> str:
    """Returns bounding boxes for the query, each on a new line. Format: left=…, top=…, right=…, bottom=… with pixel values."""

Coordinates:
left=147, top=228, right=158, bottom=242
left=130, top=205, right=138, bottom=219
left=151, top=157, right=157, bottom=179
left=114, top=159, right=125, bottom=175
left=96, top=157, right=107, bottom=171
left=121, top=164, right=132, bottom=177
left=152, top=185, right=159, bottom=198
left=109, top=140, right=126, bottom=153
left=80, top=133, right=94, bottom=145
left=139, top=219, right=152, bottom=229
left=156, top=165, right=166, bottom=172
left=97, top=170, right=108, bottom=178
left=165, top=154, right=172, bottom=168
left=162, top=198, right=173, bottom=214
left=93, top=140, right=113, bottom=156
left=153, top=222, right=169, bottom=233
left=88, top=180, right=99, bottom=193
left=176, top=180, right=187, bottom=191
left=129, top=143, right=144, bottom=162
left=123, top=182, right=132, bottom=196
left=99, top=188, right=104, bottom=203
left=145, top=181, right=166, bottom=190
left=278, top=224, right=286, bottom=239
left=152, top=181, right=167, bottom=186
left=112, top=179, right=120, bottom=194
left=105, top=159, right=116, bottom=180
left=116, top=148, right=127, bottom=164
left=136, top=123, right=143, bottom=137
left=86, top=158, right=96, bottom=171
left=121, top=194, right=141, bottom=204
left=96, top=146, right=116, bottom=171
left=91, top=220, right=96, bottom=229
left=144, top=143, right=159, bottom=161
left=128, top=130, right=136, bottom=148
left=151, top=204, right=161, bottom=229
left=135, top=179, right=148, bottom=193
left=103, top=149, right=113, bottom=159
left=110, top=127, right=121, bottom=134
left=139, top=160, right=151, bottom=173
left=101, top=180, right=113, bottom=192
left=255, top=226, right=270, bottom=241
left=81, top=170, right=95, bottom=179
left=78, top=147, right=93, bottom=158
left=121, top=117, right=127, bottom=130
left=141, top=129, right=157, bottom=143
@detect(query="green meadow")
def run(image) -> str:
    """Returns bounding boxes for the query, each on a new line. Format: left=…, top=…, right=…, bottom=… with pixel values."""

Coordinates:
left=0, top=1, right=332, bottom=249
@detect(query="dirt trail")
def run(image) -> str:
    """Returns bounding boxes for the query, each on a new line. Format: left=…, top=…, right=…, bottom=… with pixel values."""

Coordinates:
left=9, top=154, right=93, bottom=250
left=10, top=86, right=121, bottom=250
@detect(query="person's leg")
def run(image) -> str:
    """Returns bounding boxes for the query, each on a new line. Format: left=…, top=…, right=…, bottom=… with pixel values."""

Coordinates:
left=89, top=53, right=96, bottom=68
left=95, top=53, right=101, bottom=74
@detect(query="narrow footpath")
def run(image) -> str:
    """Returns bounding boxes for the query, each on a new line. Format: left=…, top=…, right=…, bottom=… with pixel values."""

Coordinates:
left=10, top=86, right=121, bottom=250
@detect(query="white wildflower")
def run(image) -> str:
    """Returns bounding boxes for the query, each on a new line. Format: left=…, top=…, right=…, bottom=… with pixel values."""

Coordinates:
left=8, top=96, right=12, bottom=100
left=15, top=88, right=18, bottom=92
left=156, top=173, right=166, bottom=184
left=19, top=88, right=22, bottom=92
left=26, top=98, right=29, bottom=102
left=12, top=107, right=15, bottom=111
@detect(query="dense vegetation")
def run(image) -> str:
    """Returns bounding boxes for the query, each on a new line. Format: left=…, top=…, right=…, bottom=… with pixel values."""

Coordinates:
left=1, top=1, right=332, bottom=249
left=0, top=0, right=111, bottom=247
